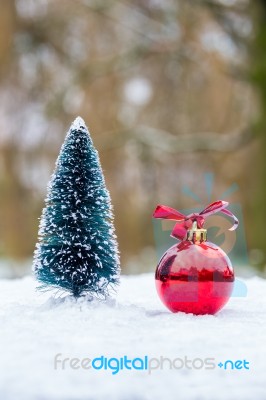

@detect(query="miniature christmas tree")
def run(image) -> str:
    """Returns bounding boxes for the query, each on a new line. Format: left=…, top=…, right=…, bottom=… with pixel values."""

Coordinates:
left=33, top=117, right=120, bottom=298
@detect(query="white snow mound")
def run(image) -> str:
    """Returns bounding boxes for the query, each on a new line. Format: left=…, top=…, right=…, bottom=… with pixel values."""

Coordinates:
left=0, top=274, right=265, bottom=400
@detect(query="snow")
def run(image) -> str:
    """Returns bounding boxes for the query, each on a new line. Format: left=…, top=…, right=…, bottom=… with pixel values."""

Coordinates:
left=0, top=274, right=266, bottom=400
left=71, top=116, right=86, bottom=131
left=124, top=77, right=153, bottom=106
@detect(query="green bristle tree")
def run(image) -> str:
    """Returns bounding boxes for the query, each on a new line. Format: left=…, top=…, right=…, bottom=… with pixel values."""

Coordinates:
left=33, top=117, right=120, bottom=298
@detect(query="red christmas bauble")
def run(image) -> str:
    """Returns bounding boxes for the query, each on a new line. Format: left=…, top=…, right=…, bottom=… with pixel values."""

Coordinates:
left=155, top=240, right=234, bottom=315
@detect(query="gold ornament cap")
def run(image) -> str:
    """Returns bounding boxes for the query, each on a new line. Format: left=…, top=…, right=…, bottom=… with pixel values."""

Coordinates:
left=186, top=221, right=207, bottom=243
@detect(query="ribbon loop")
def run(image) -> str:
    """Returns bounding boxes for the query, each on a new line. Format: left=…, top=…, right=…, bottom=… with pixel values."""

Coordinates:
left=153, top=200, right=238, bottom=240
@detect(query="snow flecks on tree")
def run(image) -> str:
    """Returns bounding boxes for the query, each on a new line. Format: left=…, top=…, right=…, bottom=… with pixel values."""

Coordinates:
left=33, top=117, right=120, bottom=298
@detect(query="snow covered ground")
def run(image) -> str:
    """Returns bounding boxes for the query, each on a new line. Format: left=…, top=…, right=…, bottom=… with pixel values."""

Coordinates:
left=0, top=274, right=266, bottom=400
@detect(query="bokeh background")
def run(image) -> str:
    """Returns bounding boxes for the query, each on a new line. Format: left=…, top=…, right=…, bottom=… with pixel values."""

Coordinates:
left=0, top=0, right=265, bottom=278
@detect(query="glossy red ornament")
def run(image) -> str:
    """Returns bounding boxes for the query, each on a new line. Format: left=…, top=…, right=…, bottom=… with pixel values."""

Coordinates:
left=153, top=201, right=238, bottom=315
left=155, top=240, right=234, bottom=315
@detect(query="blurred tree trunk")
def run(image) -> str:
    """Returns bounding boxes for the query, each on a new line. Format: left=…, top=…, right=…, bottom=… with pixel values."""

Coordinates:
left=0, top=0, right=16, bottom=77
left=250, top=0, right=266, bottom=266
left=0, top=144, right=37, bottom=259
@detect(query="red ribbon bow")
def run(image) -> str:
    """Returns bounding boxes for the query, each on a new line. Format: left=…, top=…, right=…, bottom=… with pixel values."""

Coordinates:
left=153, top=200, right=238, bottom=240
